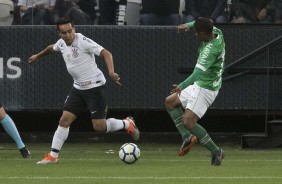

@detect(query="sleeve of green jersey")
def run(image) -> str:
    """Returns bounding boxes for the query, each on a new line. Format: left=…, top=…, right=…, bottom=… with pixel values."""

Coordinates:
left=185, top=21, right=195, bottom=29
left=178, top=67, right=203, bottom=89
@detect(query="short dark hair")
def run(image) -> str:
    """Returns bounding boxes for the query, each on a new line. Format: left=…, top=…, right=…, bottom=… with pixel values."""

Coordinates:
left=194, top=17, right=213, bottom=34
left=56, top=17, right=74, bottom=31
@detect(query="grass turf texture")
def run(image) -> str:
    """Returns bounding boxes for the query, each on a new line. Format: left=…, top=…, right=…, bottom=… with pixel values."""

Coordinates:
left=0, top=143, right=282, bottom=184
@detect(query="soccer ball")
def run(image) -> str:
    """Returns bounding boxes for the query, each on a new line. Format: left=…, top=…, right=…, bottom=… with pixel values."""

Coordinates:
left=119, top=143, right=140, bottom=164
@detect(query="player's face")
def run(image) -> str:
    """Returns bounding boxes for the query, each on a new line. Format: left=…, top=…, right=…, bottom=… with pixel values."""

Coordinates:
left=58, top=23, right=76, bottom=46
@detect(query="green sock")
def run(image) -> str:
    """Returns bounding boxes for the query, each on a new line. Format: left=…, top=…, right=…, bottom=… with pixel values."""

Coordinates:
left=167, top=107, right=191, bottom=140
left=190, top=123, right=219, bottom=154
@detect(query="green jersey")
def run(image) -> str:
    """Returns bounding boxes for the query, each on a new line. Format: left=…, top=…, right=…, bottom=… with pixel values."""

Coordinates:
left=186, top=22, right=225, bottom=91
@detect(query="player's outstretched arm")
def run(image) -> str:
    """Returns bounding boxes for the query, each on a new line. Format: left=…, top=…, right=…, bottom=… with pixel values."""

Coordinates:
left=177, top=21, right=195, bottom=33
left=100, top=49, right=121, bottom=86
left=179, top=67, right=203, bottom=89
left=28, top=44, right=55, bottom=63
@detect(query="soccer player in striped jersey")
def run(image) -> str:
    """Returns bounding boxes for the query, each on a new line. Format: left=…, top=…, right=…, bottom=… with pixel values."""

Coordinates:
left=165, top=17, right=225, bottom=166
left=28, top=17, right=139, bottom=164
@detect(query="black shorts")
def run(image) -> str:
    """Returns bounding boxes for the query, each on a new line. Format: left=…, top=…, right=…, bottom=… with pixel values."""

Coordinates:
left=64, top=86, right=108, bottom=119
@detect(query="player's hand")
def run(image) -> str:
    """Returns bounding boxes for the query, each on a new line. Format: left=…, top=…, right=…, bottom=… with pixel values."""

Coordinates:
left=177, top=24, right=189, bottom=33
left=171, top=84, right=182, bottom=94
left=109, top=72, right=122, bottom=86
left=28, top=55, right=38, bottom=63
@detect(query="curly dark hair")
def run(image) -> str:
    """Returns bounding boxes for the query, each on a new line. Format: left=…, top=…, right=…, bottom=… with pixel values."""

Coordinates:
left=194, top=17, right=213, bottom=34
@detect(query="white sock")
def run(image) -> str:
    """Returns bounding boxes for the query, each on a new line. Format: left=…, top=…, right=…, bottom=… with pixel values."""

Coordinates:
left=106, top=118, right=128, bottom=133
left=50, top=126, right=69, bottom=158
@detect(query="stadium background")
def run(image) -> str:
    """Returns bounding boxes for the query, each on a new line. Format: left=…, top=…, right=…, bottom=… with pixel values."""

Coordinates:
left=1, top=25, right=282, bottom=145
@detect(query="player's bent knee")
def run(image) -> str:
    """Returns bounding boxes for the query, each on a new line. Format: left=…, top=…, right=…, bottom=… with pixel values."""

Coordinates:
left=164, top=98, right=171, bottom=108
left=165, top=94, right=177, bottom=109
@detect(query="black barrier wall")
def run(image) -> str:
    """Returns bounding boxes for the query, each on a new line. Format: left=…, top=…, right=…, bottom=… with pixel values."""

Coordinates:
left=0, top=25, right=282, bottom=110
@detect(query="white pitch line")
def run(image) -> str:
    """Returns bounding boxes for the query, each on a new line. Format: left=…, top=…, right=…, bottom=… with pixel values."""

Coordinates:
left=0, top=176, right=282, bottom=180
left=68, top=159, right=282, bottom=163
left=1, top=158, right=282, bottom=162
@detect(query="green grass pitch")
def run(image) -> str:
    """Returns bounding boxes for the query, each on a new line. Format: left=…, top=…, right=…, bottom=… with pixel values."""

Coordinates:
left=0, top=143, right=282, bottom=184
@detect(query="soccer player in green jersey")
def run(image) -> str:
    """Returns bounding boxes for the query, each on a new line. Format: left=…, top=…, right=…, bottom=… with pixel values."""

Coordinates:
left=165, top=17, right=225, bottom=166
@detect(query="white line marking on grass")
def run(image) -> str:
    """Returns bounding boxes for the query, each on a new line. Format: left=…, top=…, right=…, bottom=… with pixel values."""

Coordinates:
left=46, top=159, right=282, bottom=162
left=2, top=158, right=282, bottom=162
left=1, top=176, right=282, bottom=180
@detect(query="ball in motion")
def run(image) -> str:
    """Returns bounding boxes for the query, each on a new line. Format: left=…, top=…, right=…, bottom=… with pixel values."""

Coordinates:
left=119, top=143, right=140, bottom=164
